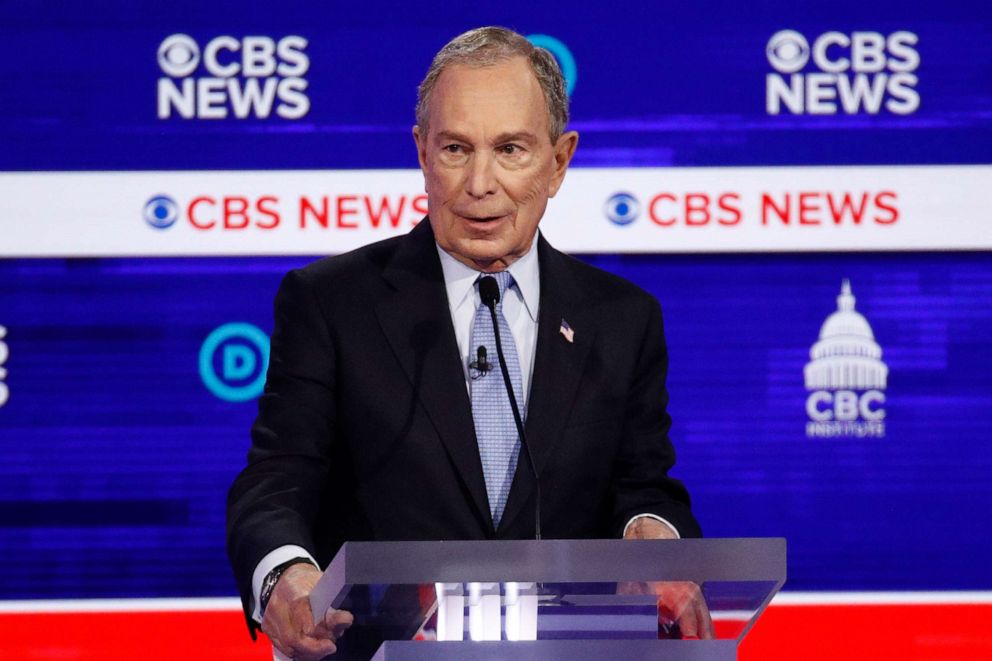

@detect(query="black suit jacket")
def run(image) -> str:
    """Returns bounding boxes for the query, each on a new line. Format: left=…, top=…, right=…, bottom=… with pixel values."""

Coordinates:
left=227, top=218, right=699, bottom=636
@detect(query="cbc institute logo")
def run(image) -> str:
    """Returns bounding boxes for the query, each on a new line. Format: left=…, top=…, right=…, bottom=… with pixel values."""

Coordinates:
left=804, top=280, right=888, bottom=438
left=0, top=324, right=9, bottom=409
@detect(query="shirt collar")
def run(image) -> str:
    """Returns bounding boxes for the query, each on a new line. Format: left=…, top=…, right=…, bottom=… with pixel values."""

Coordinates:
left=435, top=234, right=540, bottom=322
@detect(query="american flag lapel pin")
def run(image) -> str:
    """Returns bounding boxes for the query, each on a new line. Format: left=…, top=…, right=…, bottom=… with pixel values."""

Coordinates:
left=559, top=318, right=575, bottom=343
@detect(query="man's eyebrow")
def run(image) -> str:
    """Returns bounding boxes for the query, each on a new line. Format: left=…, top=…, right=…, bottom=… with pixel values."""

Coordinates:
left=433, top=130, right=541, bottom=145
left=435, top=130, right=471, bottom=144
left=492, top=131, right=539, bottom=145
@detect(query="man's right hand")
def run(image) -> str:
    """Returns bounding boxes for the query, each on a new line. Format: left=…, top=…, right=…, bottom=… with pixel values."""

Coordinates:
left=261, top=563, right=354, bottom=660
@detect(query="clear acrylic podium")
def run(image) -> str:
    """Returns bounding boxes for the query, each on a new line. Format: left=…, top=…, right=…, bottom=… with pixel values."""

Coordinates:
left=309, top=538, right=785, bottom=660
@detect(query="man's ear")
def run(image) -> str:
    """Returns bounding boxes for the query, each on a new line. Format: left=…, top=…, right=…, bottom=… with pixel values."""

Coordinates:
left=548, top=130, right=579, bottom=198
left=412, top=125, right=428, bottom=172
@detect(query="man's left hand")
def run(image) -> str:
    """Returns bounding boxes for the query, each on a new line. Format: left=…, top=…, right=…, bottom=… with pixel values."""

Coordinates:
left=621, top=517, right=715, bottom=640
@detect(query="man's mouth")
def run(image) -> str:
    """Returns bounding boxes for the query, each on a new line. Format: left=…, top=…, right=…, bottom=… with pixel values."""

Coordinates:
left=460, top=213, right=508, bottom=223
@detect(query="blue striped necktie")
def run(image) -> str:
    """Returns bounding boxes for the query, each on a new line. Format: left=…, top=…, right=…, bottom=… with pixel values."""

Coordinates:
left=469, top=271, right=525, bottom=527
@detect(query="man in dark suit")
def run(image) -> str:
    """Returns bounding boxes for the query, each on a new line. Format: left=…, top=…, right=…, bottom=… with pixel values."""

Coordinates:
left=227, top=27, right=703, bottom=659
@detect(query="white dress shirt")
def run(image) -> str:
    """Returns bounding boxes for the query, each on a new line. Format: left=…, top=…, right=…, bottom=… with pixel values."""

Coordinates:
left=435, top=237, right=540, bottom=400
left=250, top=235, right=677, bottom=623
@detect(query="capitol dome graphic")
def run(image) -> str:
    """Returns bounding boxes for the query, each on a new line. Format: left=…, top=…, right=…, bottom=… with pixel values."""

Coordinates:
left=804, top=280, right=888, bottom=390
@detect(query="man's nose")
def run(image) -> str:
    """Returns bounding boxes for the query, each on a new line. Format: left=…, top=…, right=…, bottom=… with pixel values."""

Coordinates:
left=465, top=152, right=498, bottom=199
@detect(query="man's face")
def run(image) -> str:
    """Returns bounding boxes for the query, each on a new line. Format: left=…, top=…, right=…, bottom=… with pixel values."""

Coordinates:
left=413, top=56, right=578, bottom=272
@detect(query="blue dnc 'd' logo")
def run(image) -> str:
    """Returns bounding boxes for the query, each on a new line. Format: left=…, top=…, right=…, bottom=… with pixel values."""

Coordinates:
left=144, top=195, right=179, bottom=229
left=526, top=34, right=576, bottom=97
left=604, top=192, right=640, bottom=226
left=199, top=323, right=270, bottom=402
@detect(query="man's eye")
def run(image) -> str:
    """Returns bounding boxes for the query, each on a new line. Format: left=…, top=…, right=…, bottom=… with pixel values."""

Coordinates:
left=443, top=144, right=464, bottom=153
left=499, top=144, right=522, bottom=155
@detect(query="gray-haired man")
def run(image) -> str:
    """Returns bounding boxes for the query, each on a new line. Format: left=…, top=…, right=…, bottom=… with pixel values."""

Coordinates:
left=227, top=26, right=705, bottom=659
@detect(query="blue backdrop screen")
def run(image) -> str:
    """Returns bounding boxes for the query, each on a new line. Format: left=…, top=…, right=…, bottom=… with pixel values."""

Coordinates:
left=0, top=253, right=989, bottom=598
left=1, top=1, right=990, bottom=170
left=0, top=0, right=990, bottom=604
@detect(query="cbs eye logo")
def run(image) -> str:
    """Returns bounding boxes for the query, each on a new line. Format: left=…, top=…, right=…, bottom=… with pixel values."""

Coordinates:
left=604, top=192, right=640, bottom=226
left=144, top=195, right=179, bottom=229
left=158, top=34, right=200, bottom=78
left=766, top=30, right=810, bottom=73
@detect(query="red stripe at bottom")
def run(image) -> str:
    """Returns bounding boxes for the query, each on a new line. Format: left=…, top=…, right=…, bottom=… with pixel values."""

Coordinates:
left=741, top=604, right=992, bottom=660
left=0, top=602, right=991, bottom=659
left=0, top=609, right=271, bottom=660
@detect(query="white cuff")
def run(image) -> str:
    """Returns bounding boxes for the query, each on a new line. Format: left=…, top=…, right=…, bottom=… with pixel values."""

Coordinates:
left=251, top=545, right=318, bottom=623
left=623, top=513, right=681, bottom=539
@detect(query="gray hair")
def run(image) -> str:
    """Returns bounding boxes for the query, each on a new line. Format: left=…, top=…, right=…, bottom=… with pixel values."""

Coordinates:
left=416, top=26, right=569, bottom=143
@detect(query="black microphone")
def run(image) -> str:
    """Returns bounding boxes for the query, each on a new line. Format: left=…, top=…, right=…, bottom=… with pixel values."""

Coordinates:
left=479, top=275, right=541, bottom=540
left=469, top=345, right=491, bottom=378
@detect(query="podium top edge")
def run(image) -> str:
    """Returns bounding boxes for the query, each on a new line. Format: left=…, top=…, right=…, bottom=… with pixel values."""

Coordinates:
left=329, top=538, right=786, bottom=584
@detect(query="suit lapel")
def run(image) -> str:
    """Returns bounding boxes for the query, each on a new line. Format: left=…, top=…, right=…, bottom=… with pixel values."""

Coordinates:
left=498, top=236, right=595, bottom=535
left=374, top=220, right=494, bottom=534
